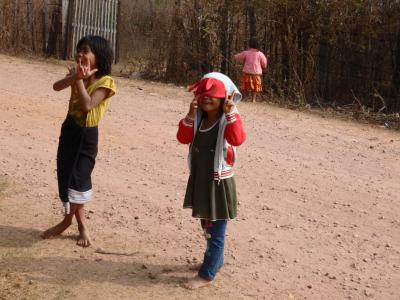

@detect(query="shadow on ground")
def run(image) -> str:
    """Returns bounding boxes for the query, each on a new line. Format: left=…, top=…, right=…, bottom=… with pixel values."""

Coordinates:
left=0, top=225, right=190, bottom=288
left=0, top=225, right=42, bottom=248
left=1, top=255, right=190, bottom=288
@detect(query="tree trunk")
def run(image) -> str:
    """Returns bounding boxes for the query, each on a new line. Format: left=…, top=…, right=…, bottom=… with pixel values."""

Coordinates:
left=27, top=0, right=36, bottom=52
left=43, top=0, right=48, bottom=55
left=281, top=11, right=290, bottom=89
left=393, top=29, right=400, bottom=111
left=199, top=17, right=212, bottom=74
left=13, top=0, right=19, bottom=47
left=165, top=0, right=184, bottom=82
left=46, top=6, right=60, bottom=57
left=317, top=9, right=331, bottom=101
left=247, top=4, right=256, bottom=39
left=220, top=3, right=232, bottom=74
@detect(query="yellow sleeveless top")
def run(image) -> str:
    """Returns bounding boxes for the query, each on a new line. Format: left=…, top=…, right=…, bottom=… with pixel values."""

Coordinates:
left=68, top=76, right=116, bottom=127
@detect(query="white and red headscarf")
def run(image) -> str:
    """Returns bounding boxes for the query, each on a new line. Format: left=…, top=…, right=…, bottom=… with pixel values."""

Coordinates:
left=188, top=72, right=242, bottom=103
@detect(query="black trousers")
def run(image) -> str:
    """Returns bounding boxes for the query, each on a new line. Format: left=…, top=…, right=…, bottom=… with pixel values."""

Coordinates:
left=57, top=115, right=98, bottom=203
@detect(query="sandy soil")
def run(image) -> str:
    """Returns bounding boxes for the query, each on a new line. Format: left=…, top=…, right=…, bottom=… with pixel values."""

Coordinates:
left=0, top=54, right=399, bottom=300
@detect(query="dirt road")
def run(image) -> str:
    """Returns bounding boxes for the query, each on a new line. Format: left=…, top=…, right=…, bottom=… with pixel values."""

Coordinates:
left=0, top=54, right=399, bottom=299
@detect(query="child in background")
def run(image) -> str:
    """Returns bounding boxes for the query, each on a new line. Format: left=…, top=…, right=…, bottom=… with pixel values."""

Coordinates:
left=42, top=36, right=116, bottom=247
left=177, top=72, right=246, bottom=289
left=234, top=37, right=267, bottom=102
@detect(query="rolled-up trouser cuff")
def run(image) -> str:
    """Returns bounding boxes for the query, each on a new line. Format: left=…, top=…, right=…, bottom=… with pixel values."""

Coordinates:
left=63, top=201, right=70, bottom=215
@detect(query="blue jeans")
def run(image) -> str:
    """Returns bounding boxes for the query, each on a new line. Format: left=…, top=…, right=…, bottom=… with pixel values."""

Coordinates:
left=198, top=219, right=227, bottom=280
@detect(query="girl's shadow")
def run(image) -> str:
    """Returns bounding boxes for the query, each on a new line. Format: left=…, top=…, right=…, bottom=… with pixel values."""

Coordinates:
left=0, top=225, right=192, bottom=287
left=3, top=255, right=191, bottom=288
left=0, top=225, right=42, bottom=248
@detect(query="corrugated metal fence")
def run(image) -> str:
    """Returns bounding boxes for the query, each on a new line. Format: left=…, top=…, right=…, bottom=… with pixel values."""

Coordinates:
left=65, top=0, right=119, bottom=61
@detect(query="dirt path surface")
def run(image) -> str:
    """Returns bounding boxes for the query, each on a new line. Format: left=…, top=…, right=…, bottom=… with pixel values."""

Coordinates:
left=0, top=54, right=399, bottom=300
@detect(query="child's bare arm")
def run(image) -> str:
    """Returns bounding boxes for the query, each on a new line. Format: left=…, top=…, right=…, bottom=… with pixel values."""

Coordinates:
left=75, top=81, right=109, bottom=112
left=72, top=56, right=105, bottom=112
left=53, top=70, right=77, bottom=91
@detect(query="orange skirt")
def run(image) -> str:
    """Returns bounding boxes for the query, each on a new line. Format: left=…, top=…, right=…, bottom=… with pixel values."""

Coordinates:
left=239, top=74, right=262, bottom=92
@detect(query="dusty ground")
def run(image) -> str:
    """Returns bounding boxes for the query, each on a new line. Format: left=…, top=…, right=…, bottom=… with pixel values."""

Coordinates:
left=0, top=54, right=399, bottom=300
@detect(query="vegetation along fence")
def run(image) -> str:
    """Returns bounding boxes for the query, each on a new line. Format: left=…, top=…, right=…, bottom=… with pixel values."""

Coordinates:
left=0, top=0, right=119, bottom=61
left=1, top=0, right=400, bottom=117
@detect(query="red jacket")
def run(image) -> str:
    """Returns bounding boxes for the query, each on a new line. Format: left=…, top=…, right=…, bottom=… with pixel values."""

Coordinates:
left=177, top=108, right=246, bottom=180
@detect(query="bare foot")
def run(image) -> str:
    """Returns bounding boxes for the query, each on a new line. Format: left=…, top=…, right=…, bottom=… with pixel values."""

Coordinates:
left=77, top=227, right=91, bottom=247
left=181, top=276, right=212, bottom=290
left=41, top=220, right=71, bottom=239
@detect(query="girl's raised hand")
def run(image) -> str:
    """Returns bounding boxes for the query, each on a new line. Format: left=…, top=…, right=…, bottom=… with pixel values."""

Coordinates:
left=67, top=66, right=76, bottom=76
left=76, top=59, right=85, bottom=80
left=76, top=56, right=98, bottom=80
left=188, top=96, right=199, bottom=118
left=223, top=92, right=235, bottom=114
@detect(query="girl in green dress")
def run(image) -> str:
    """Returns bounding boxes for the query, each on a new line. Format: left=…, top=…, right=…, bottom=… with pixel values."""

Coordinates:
left=177, top=72, right=246, bottom=289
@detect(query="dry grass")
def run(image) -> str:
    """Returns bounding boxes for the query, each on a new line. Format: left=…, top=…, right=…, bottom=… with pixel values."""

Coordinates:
left=0, top=0, right=45, bottom=55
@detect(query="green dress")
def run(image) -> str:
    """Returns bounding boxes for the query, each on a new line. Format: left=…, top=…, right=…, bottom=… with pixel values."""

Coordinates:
left=183, top=120, right=237, bottom=220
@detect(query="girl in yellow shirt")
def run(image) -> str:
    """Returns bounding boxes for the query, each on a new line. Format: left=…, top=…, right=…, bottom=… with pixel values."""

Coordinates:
left=42, top=36, right=116, bottom=247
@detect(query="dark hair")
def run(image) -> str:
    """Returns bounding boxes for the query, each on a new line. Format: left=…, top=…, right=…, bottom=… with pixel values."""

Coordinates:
left=77, top=35, right=113, bottom=77
left=249, top=37, right=259, bottom=49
